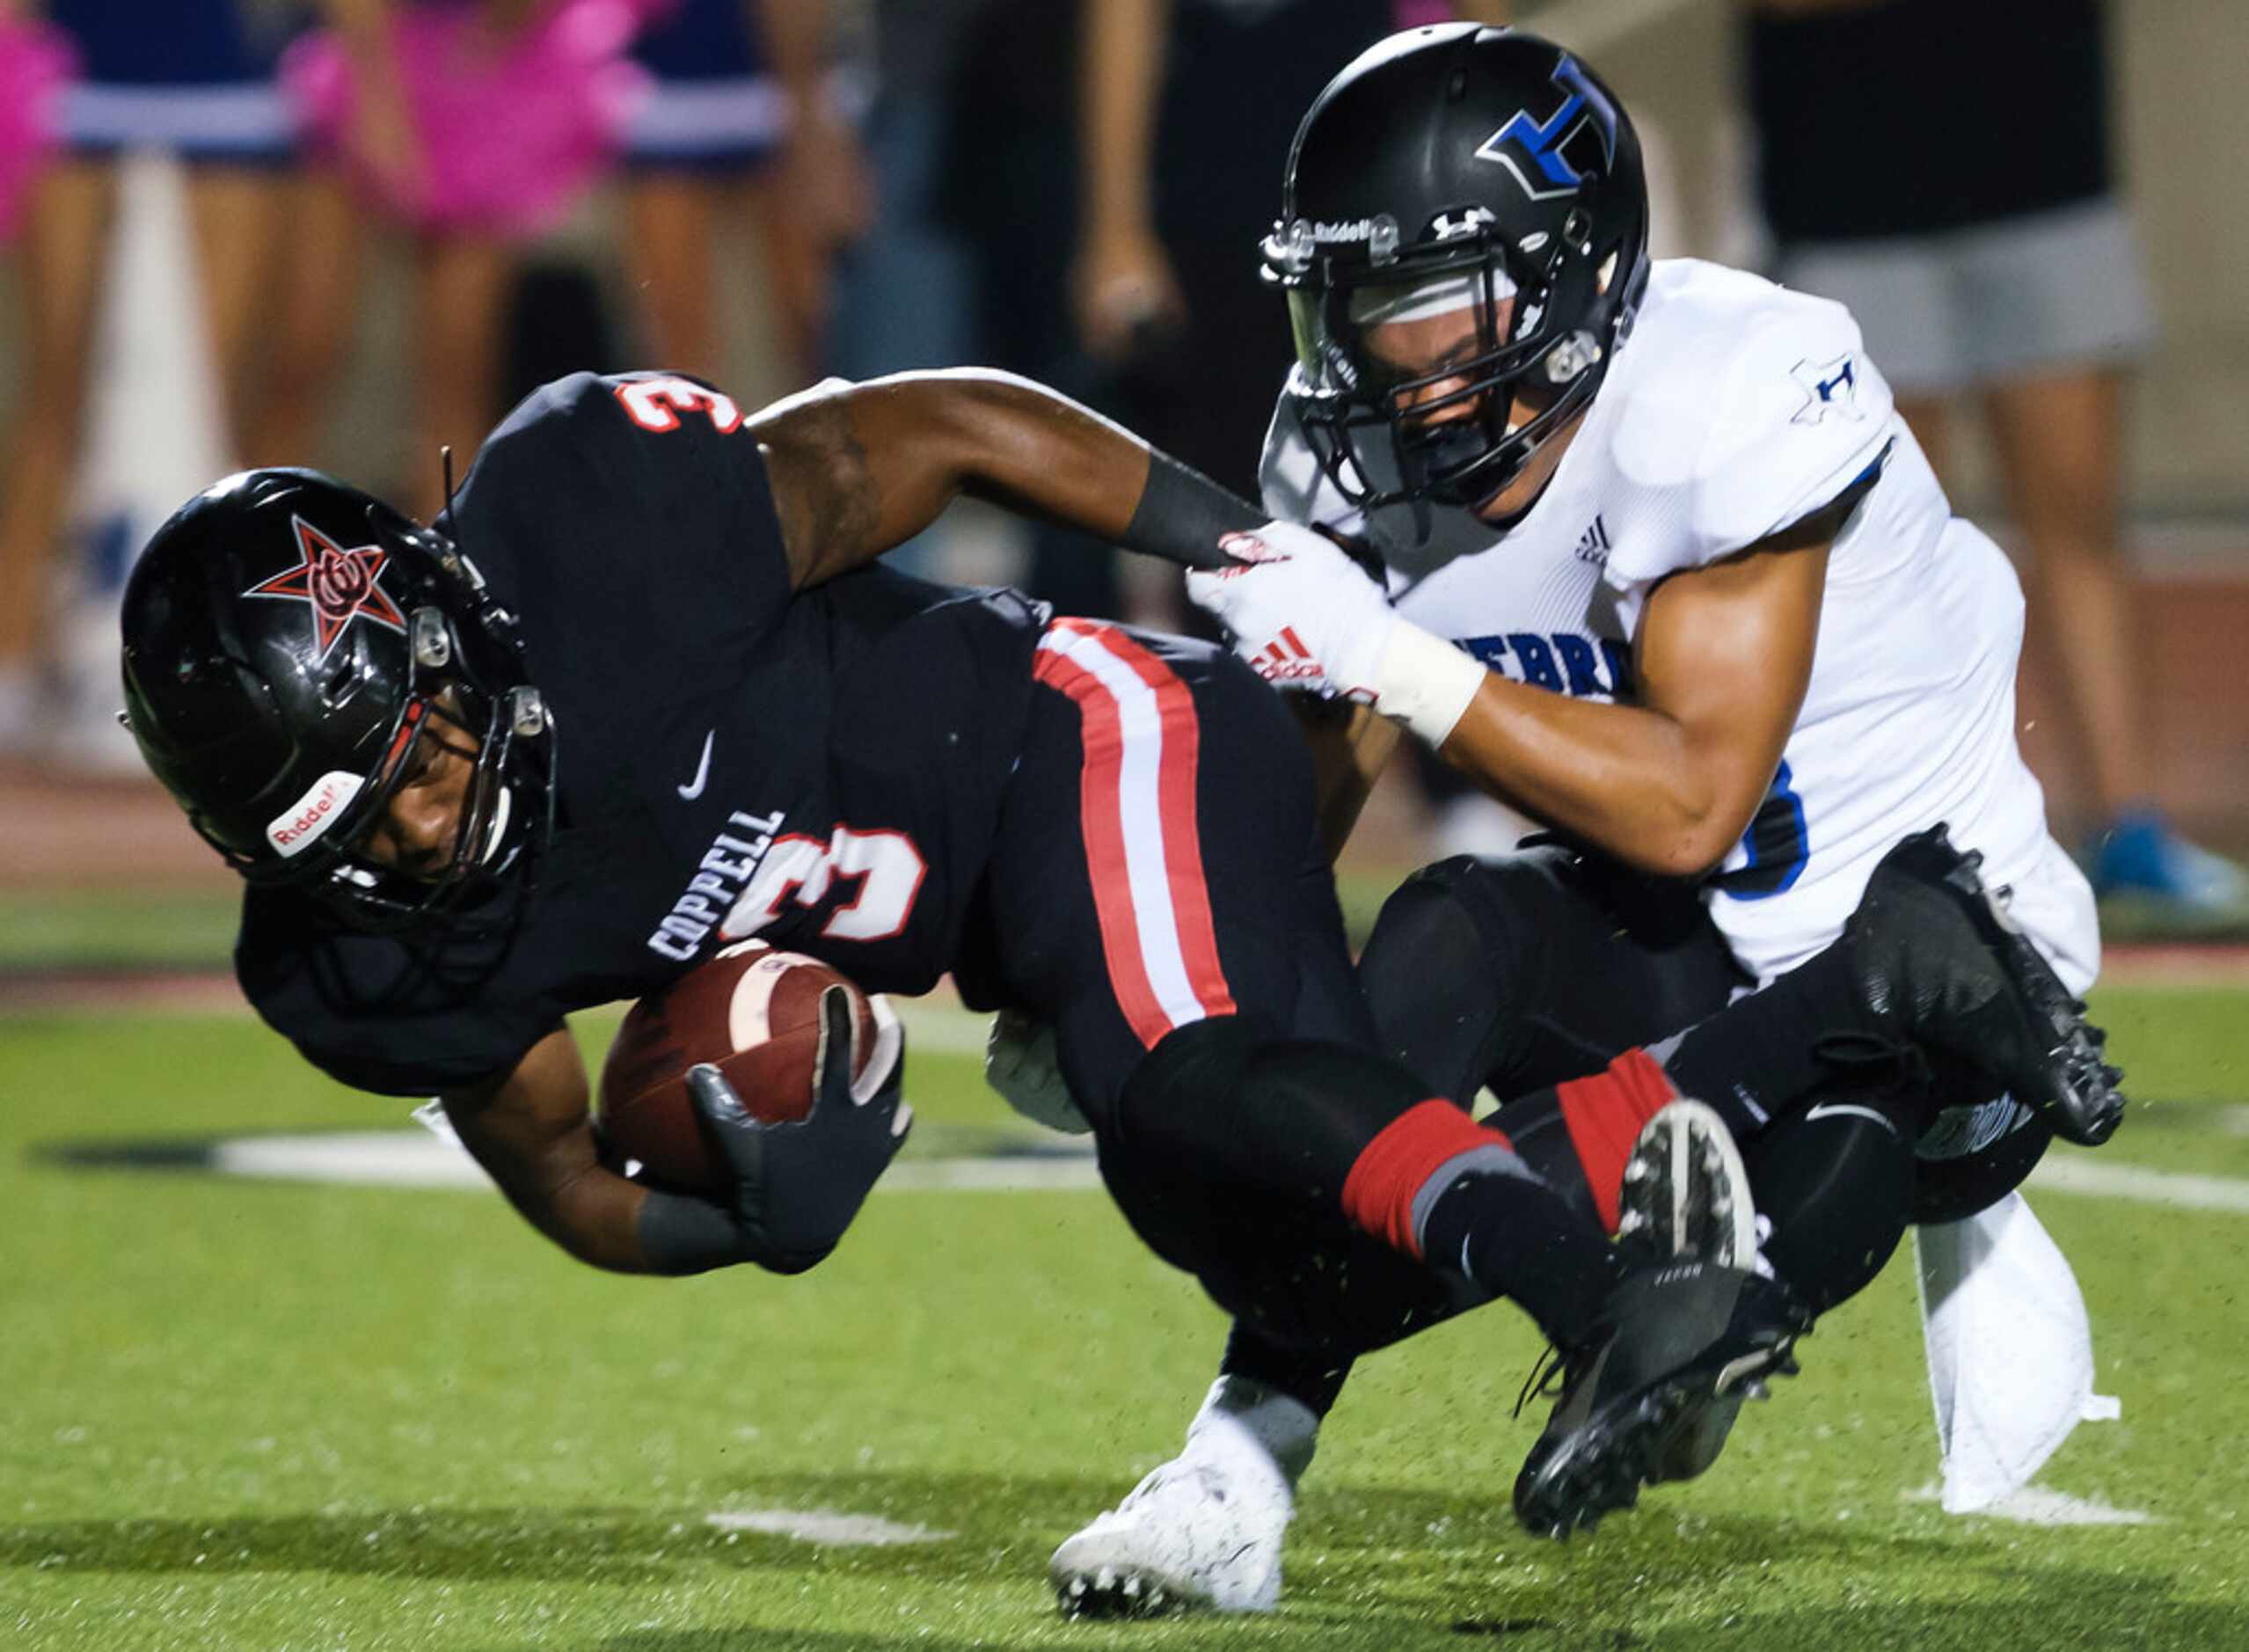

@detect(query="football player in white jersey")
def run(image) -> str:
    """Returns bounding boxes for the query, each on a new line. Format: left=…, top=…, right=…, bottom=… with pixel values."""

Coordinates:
left=1048, top=24, right=2122, bottom=1616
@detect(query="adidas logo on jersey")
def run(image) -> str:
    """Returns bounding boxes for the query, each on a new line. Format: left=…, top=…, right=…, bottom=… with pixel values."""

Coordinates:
left=1574, top=515, right=1610, bottom=565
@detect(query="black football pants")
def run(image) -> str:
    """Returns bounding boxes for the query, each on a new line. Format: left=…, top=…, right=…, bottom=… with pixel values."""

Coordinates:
left=968, top=620, right=1490, bottom=1352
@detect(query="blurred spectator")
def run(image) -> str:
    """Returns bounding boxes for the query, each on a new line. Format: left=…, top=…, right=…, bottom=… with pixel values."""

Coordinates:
left=237, top=141, right=362, bottom=474
left=823, top=0, right=979, bottom=384
left=820, top=0, right=987, bottom=575
left=1056, top=0, right=1507, bottom=626
left=0, top=0, right=303, bottom=755
left=285, top=0, right=644, bottom=517
left=1747, top=0, right=2245, bottom=912
left=621, top=0, right=869, bottom=385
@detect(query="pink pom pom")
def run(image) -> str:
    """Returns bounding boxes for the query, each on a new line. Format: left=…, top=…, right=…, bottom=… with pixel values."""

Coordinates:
left=284, top=0, right=650, bottom=237
left=0, top=21, right=79, bottom=243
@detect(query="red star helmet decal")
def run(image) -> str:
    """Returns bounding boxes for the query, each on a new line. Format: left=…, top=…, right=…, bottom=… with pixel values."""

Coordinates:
left=242, top=515, right=410, bottom=662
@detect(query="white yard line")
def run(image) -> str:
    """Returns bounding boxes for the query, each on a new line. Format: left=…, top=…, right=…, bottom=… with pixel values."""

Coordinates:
left=202, top=1120, right=2249, bottom=1217
left=1902, top=1484, right=2161, bottom=1526
left=2027, top=1156, right=2249, bottom=1214
left=214, top=1125, right=1100, bottom=1195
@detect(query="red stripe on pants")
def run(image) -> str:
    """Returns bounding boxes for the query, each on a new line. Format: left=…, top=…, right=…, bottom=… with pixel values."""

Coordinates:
left=1033, top=620, right=1236, bottom=1049
left=1076, top=623, right=1236, bottom=1025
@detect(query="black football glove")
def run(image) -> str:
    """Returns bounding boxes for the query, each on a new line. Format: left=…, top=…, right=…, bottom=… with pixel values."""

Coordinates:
left=638, top=988, right=910, bottom=1275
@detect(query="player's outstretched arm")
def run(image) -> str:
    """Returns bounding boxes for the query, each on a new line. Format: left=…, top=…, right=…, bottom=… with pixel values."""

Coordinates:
left=746, top=369, right=1263, bottom=589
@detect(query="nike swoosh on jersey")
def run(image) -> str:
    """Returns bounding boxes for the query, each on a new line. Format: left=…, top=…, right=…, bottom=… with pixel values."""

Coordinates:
left=677, top=730, right=715, bottom=800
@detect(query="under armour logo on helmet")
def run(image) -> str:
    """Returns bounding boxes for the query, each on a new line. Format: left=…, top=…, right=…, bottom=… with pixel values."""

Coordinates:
left=1474, top=56, right=1621, bottom=203
left=241, top=515, right=409, bottom=663
left=1430, top=206, right=1500, bottom=241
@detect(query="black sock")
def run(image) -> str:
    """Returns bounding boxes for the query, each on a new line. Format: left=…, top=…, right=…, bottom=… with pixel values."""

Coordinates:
left=1652, top=942, right=1898, bottom=1137
left=1486, top=1084, right=1602, bottom=1232
left=1219, top=1324, right=1355, bottom=1419
left=1417, top=1171, right=1621, bottom=1349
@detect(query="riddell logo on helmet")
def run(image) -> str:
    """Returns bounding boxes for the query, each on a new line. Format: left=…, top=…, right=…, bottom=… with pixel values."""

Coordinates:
left=267, top=771, right=366, bottom=858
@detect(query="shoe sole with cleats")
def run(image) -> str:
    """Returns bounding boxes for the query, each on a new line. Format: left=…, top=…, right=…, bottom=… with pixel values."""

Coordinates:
left=1054, top=1565, right=1179, bottom=1620
left=1619, top=1100, right=1763, bottom=1483
left=1904, top=825, right=2124, bottom=1146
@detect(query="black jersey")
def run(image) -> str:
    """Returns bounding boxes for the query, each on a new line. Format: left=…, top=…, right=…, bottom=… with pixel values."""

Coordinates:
left=237, top=372, right=1045, bottom=1095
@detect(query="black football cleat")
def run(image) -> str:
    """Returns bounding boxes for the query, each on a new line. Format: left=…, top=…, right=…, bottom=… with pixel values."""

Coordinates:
left=1513, top=1258, right=1810, bottom=1541
left=1839, top=823, right=2125, bottom=1147
left=1617, top=1100, right=1768, bottom=1484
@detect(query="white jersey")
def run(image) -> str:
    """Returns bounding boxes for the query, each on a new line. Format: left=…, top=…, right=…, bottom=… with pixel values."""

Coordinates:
left=1261, top=258, right=2099, bottom=995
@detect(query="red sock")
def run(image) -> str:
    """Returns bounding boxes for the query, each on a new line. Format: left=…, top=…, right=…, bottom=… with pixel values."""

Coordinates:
left=1556, top=1049, right=1680, bottom=1233
left=1339, top=1100, right=1515, bottom=1259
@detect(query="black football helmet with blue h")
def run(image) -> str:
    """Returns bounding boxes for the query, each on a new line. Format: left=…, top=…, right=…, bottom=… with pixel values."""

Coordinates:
left=1264, top=25, right=1651, bottom=517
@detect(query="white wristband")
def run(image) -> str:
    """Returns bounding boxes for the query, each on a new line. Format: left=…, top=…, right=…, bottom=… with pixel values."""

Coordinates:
left=1373, top=620, right=1486, bottom=747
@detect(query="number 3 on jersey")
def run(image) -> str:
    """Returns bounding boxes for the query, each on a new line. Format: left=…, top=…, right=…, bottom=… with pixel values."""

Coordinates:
left=614, top=376, right=743, bottom=435
left=723, top=828, right=928, bottom=943
left=1717, top=760, right=1810, bottom=900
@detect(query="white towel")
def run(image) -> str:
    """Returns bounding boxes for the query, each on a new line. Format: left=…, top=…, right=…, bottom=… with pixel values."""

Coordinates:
left=1915, top=1190, right=2120, bottom=1514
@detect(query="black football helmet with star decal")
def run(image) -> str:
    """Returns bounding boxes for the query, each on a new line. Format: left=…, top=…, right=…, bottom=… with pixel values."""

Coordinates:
left=119, top=468, right=555, bottom=931
left=1264, top=25, right=1650, bottom=517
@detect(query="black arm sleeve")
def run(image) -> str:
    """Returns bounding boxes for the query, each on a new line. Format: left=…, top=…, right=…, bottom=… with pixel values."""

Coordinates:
left=1118, top=450, right=1266, bottom=570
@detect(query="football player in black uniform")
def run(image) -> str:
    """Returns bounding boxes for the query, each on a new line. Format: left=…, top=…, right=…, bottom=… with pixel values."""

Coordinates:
left=120, top=367, right=2087, bottom=1590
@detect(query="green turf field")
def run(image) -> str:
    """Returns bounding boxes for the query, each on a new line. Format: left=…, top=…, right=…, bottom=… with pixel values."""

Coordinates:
left=7, top=983, right=2249, bottom=1650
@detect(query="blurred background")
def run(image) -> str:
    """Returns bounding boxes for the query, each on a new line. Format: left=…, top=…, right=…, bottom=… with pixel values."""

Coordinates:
left=3, top=0, right=2246, bottom=945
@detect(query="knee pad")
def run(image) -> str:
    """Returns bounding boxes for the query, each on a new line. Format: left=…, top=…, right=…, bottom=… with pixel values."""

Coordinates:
left=1365, top=852, right=1564, bottom=969
left=1360, top=850, right=1572, bottom=1098
left=1116, top=1013, right=1267, bottom=1145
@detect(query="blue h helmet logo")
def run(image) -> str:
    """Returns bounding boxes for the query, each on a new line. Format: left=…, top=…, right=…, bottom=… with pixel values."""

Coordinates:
left=1474, top=56, right=1620, bottom=202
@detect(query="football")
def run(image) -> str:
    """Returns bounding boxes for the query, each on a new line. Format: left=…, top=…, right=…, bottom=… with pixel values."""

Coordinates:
left=596, top=939, right=879, bottom=1199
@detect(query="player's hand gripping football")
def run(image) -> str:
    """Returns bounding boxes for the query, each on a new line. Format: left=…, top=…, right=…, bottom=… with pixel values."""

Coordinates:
left=1185, top=521, right=1398, bottom=700
left=684, top=989, right=911, bottom=1274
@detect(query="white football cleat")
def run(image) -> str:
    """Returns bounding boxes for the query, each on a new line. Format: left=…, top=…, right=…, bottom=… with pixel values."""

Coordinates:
left=1617, top=1097, right=1768, bottom=1483
left=1050, top=1377, right=1316, bottom=1618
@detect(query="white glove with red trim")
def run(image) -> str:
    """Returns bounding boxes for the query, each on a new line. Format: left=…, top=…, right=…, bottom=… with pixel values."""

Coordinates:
left=1186, top=521, right=1486, bottom=747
